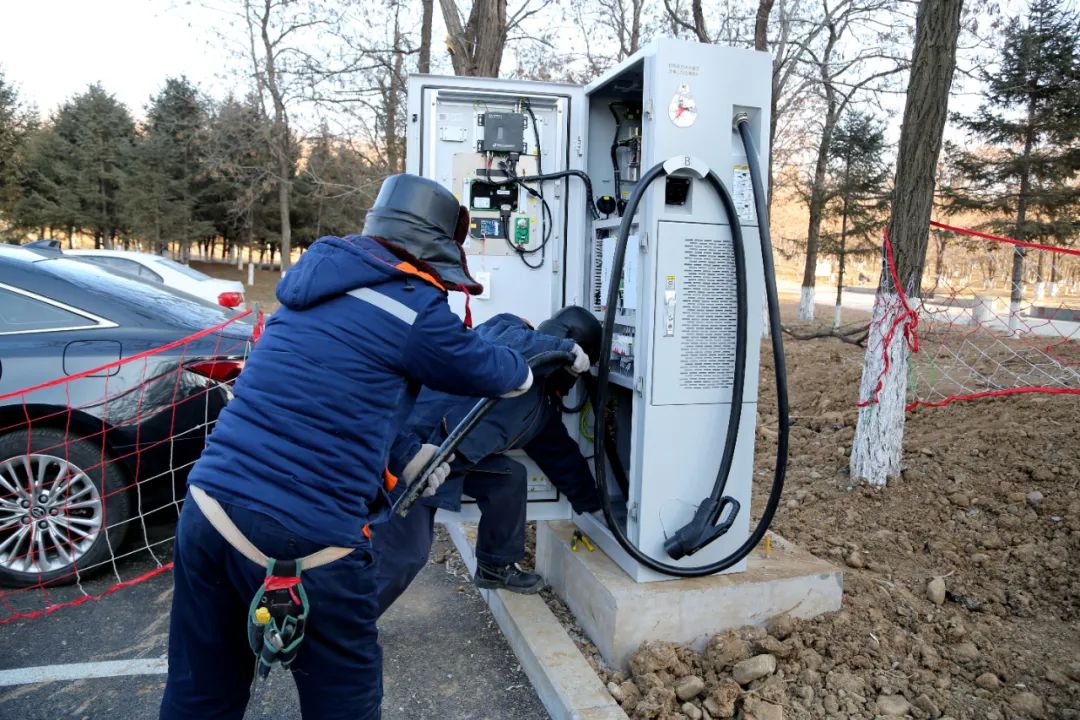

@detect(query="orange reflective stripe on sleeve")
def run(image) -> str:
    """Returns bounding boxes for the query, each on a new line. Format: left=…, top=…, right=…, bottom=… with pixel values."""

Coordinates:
left=363, top=523, right=372, bottom=540
left=394, top=261, right=446, bottom=292
left=383, top=468, right=398, bottom=493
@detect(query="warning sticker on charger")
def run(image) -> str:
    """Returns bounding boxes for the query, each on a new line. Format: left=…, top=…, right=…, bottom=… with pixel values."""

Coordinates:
left=733, top=165, right=757, bottom=226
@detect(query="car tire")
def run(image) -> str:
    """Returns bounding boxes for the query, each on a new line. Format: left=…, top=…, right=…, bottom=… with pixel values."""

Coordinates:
left=0, top=429, right=131, bottom=588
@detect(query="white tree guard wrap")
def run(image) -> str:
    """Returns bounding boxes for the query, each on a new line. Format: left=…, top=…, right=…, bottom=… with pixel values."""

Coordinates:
left=798, top=286, right=815, bottom=322
left=850, top=293, right=909, bottom=487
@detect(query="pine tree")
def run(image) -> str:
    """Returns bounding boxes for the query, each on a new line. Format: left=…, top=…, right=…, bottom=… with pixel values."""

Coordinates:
left=821, top=110, right=891, bottom=328
left=21, top=85, right=137, bottom=248
left=0, top=72, right=34, bottom=240
left=204, top=94, right=277, bottom=266
left=128, top=78, right=214, bottom=259
left=949, top=0, right=1080, bottom=326
left=13, top=124, right=77, bottom=242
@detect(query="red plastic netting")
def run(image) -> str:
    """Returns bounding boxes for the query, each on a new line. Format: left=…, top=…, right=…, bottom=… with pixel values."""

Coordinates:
left=859, top=221, right=1080, bottom=411
left=0, top=310, right=260, bottom=624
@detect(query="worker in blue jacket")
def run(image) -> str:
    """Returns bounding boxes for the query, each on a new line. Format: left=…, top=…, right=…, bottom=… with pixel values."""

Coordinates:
left=375, top=307, right=604, bottom=613
left=160, top=174, right=533, bottom=720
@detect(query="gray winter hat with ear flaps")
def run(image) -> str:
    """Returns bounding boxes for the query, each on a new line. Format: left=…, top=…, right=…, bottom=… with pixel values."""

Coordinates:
left=362, top=173, right=483, bottom=294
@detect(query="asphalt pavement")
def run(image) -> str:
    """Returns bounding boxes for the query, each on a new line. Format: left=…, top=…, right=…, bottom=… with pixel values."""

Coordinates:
left=0, top=528, right=549, bottom=720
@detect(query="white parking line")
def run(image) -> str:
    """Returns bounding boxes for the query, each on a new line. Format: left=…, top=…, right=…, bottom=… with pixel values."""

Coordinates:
left=0, top=658, right=168, bottom=687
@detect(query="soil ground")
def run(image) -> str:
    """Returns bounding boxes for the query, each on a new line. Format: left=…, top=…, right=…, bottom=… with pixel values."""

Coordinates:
left=553, top=299, right=1080, bottom=720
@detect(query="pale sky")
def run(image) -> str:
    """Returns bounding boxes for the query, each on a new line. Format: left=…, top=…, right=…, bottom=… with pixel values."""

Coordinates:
left=0, top=0, right=231, bottom=118
left=0, top=0, right=1039, bottom=136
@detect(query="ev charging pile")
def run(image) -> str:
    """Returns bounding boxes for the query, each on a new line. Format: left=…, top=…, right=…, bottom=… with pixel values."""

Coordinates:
left=405, top=38, right=841, bottom=666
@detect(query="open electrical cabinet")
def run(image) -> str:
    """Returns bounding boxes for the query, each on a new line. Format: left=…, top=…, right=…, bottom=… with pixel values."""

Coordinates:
left=405, top=38, right=778, bottom=580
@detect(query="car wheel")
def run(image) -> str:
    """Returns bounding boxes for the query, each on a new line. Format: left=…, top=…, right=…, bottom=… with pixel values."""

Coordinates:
left=0, top=429, right=131, bottom=587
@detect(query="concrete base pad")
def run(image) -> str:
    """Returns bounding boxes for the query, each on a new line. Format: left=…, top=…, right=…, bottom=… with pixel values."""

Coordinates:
left=537, top=521, right=843, bottom=669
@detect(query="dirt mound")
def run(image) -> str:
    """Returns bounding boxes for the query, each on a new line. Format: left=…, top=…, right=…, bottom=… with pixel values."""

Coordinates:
left=586, top=331, right=1080, bottom=719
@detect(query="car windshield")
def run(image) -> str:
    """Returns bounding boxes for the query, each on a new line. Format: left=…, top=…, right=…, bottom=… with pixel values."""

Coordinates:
left=37, top=257, right=248, bottom=333
left=153, top=257, right=213, bottom=281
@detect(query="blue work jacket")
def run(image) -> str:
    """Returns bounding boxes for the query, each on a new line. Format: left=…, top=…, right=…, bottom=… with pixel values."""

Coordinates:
left=188, top=236, right=528, bottom=547
left=390, top=314, right=595, bottom=513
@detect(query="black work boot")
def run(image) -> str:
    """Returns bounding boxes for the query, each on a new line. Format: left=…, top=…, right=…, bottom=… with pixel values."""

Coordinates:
left=474, top=561, right=544, bottom=594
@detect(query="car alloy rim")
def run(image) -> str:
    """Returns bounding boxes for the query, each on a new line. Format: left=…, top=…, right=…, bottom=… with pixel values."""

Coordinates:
left=0, top=453, right=104, bottom=574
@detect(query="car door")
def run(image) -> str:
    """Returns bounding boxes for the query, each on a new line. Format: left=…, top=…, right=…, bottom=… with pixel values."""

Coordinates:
left=0, top=285, right=119, bottom=397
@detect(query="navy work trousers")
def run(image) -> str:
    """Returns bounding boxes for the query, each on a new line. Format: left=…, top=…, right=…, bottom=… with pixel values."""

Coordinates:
left=374, top=455, right=526, bottom=615
left=160, top=491, right=381, bottom=720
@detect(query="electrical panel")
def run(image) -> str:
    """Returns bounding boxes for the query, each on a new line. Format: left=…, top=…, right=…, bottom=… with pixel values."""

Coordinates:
left=406, top=80, right=589, bottom=328
left=406, top=77, right=589, bottom=516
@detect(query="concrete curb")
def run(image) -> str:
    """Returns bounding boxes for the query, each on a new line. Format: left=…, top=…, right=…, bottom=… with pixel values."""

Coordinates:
left=444, top=521, right=628, bottom=720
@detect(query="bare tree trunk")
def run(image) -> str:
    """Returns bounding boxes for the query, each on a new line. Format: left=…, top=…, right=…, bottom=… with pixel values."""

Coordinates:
left=755, top=0, right=775, bottom=51
left=800, top=128, right=833, bottom=321
left=1010, top=97, right=1037, bottom=326
left=1034, top=248, right=1046, bottom=300
left=440, top=0, right=508, bottom=77
left=259, top=0, right=293, bottom=274
left=929, top=232, right=947, bottom=297
left=385, top=15, right=407, bottom=173
left=628, top=0, right=644, bottom=55
left=850, top=0, right=962, bottom=487
left=662, top=0, right=709, bottom=42
left=419, top=0, right=434, bottom=73
left=689, top=0, right=708, bottom=42
left=759, top=0, right=778, bottom=213
left=834, top=162, right=851, bottom=329
left=799, top=21, right=840, bottom=322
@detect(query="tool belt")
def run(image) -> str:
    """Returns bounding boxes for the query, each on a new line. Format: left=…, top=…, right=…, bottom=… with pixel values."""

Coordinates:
left=189, top=486, right=354, bottom=678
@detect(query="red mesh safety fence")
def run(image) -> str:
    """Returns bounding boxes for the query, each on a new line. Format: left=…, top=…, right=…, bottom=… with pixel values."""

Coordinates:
left=859, top=221, right=1080, bottom=411
left=0, top=309, right=261, bottom=624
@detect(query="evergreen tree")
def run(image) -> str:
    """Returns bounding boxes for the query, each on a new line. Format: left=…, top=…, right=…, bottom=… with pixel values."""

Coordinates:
left=18, top=85, right=137, bottom=247
left=204, top=94, right=277, bottom=264
left=948, top=0, right=1080, bottom=325
left=128, top=78, right=214, bottom=259
left=0, top=71, right=35, bottom=241
left=821, top=110, right=891, bottom=327
left=12, top=124, right=78, bottom=242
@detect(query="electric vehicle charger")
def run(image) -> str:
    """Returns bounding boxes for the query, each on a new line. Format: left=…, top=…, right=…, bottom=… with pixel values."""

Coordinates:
left=591, top=115, right=791, bottom=577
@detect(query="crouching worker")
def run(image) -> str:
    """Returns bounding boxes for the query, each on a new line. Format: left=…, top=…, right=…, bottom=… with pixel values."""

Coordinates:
left=375, top=306, right=604, bottom=613
left=160, top=174, right=534, bottom=720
